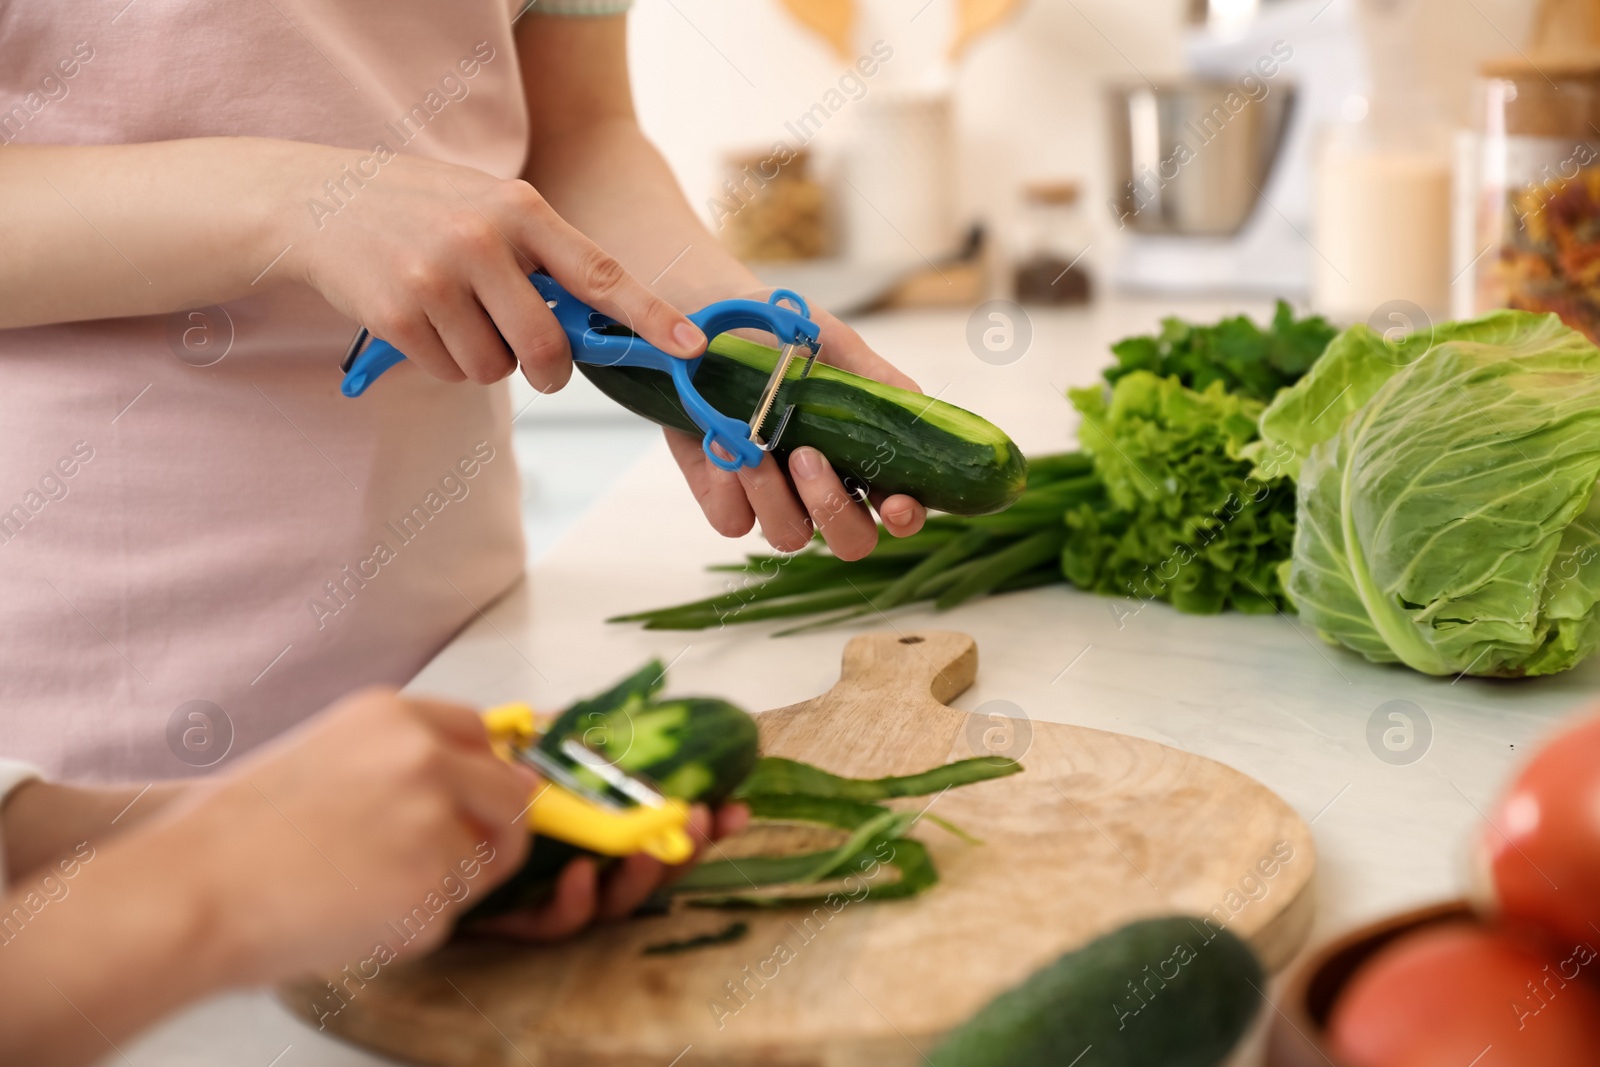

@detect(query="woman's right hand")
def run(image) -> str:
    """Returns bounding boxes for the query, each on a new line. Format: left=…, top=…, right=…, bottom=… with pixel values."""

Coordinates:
left=2, top=139, right=703, bottom=381
left=275, top=145, right=707, bottom=393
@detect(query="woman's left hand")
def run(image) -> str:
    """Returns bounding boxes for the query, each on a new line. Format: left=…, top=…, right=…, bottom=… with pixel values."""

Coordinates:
left=662, top=297, right=928, bottom=561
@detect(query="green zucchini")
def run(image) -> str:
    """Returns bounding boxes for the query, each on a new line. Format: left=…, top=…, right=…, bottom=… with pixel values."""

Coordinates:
left=577, top=333, right=1027, bottom=516
left=932, top=917, right=1263, bottom=1067
left=465, top=660, right=760, bottom=920
left=536, top=660, right=758, bottom=807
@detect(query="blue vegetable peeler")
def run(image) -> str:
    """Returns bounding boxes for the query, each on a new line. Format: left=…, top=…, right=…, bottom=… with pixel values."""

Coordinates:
left=339, top=272, right=823, bottom=472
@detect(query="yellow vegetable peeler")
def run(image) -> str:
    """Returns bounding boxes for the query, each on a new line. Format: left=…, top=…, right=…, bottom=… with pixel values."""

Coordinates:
left=482, top=703, right=694, bottom=865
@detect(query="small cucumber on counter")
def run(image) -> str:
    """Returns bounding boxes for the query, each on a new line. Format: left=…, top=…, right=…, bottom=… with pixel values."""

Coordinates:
left=931, top=917, right=1263, bottom=1067
left=577, top=333, right=1027, bottom=516
left=465, top=661, right=760, bottom=920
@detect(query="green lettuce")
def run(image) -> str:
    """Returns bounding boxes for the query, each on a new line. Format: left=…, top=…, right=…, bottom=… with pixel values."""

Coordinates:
left=1063, top=371, right=1298, bottom=614
left=1107, top=299, right=1337, bottom=403
left=1270, top=311, right=1600, bottom=677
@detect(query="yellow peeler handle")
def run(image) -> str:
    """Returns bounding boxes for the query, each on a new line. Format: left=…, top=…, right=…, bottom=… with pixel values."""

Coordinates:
left=482, top=702, right=541, bottom=753
left=482, top=704, right=694, bottom=865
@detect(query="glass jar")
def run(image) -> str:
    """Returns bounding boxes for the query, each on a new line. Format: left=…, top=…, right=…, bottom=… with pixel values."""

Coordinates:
left=1466, top=57, right=1600, bottom=341
left=1012, top=180, right=1093, bottom=305
left=717, top=147, right=829, bottom=263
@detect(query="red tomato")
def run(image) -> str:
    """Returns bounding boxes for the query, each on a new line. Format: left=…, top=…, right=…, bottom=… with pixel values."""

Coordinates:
left=1482, top=714, right=1600, bottom=948
left=1327, top=923, right=1600, bottom=1067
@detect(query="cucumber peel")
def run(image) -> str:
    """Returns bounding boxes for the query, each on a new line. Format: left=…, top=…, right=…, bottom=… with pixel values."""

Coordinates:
left=674, top=755, right=1017, bottom=907
left=735, top=755, right=1022, bottom=801
left=641, top=921, right=749, bottom=956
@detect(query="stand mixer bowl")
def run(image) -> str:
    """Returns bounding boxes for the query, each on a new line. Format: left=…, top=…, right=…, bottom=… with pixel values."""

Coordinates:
left=1107, top=78, right=1298, bottom=236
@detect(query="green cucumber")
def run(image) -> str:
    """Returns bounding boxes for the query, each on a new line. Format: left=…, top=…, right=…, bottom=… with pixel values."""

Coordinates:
left=465, top=660, right=759, bottom=920
left=577, top=333, right=1027, bottom=516
left=931, top=916, right=1263, bottom=1067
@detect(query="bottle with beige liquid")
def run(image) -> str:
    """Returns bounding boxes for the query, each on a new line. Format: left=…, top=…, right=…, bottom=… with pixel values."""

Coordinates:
left=1314, top=122, right=1453, bottom=320
left=1312, top=0, right=1453, bottom=323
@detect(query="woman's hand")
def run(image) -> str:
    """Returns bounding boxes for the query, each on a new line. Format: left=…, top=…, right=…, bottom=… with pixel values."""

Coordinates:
left=277, top=147, right=707, bottom=393
left=272, top=149, right=928, bottom=557
left=3, top=140, right=927, bottom=560
left=511, top=14, right=929, bottom=560
left=0, top=137, right=703, bottom=379
left=664, top=296, right=928, bottom=561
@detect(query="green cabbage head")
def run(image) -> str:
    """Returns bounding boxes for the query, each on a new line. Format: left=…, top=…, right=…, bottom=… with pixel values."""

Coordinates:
left=1258, top=310, right=1600, bottom=677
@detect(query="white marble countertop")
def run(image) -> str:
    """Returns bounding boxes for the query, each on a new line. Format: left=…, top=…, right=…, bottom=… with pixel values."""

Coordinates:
left=115, top=297, right=1600, bottom=1066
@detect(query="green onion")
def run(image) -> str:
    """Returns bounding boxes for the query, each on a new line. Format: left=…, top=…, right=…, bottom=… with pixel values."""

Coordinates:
left=611, top=451, right=1110, bottom=633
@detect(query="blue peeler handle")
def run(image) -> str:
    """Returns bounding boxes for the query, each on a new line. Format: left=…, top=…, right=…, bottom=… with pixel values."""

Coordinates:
left=340, top=273, right=820, bottom=473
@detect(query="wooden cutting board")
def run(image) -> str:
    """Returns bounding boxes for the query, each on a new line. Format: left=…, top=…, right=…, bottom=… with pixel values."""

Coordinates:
left=282, top=631, right=1316, bottom=1066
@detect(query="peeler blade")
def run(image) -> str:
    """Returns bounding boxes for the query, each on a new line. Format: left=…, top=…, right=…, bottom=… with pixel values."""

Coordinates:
left=556, top=739, right=670, bottom=809
left=507, top=743, right=627, bottom=811
left=749, top=341, right=821, bottom=452
left=507, top=737, right=674, bottom=813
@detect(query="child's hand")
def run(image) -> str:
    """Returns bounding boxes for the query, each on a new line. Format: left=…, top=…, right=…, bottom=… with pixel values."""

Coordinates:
left=0, top=688, right=685, bottom=1064
left=148, top=687, right=540, bottom=982
left=663, top=295, right=928, bottom=560
left=276, top=146, right=707, bottom=394
left=471, top=801, right=750, bottom=941
left=0, top=690, right=749, bottom=1065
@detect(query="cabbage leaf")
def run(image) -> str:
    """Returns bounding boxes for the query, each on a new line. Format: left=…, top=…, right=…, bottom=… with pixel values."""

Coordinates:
left=1255, top=311, right=1576, bottom=481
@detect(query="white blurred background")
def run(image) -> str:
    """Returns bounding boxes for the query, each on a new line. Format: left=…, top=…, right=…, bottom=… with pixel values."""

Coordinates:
left=630, top=0, right=1528, bottom=261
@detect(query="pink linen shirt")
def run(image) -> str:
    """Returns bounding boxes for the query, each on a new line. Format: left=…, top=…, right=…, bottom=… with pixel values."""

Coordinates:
left=0, top=0, right=560, bottom=780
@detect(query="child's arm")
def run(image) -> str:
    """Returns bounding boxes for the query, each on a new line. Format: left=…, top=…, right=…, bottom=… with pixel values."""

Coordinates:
left=514, top=15, right=927, bottom=560
left=2, top=778, right=185, bottom=885
left=0, top=688, right=540, bottom=1067
left=0, top=688, right=744, bottom=1064
left=0, top=802, right=250, bottom=1067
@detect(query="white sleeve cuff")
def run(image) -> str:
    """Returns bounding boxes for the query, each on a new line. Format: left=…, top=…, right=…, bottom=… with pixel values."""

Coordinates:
left=0, top=760, right=42, bottom=806
left=0, top=759, right=44, bottom=892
